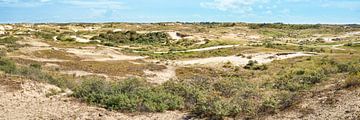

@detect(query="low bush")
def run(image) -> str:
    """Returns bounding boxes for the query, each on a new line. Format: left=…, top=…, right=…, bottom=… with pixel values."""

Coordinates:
left=73, top=78, right=184, bottom=112
left=244, top=60, right=268, bottom=71
left=344, top=72, right=360, bottom=88
left=0, top=57, right=17, bottom=74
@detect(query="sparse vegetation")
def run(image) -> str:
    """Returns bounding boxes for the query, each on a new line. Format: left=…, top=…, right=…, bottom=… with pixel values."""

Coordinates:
left=1, top=23, right=360, bottom=119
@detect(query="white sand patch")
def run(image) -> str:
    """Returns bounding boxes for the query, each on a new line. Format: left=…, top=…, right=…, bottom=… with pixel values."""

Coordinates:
left=0, top=26, right=4, bottom=31
left=167, top=32, right=182, bottom=40
left=173, top=52, right=314, bottom=66
left=145, top=66, right=176, bottom=84
left=70, top=36, right=91, bottom=43
left=345, top=31, right=360, bottom=36
left=113, top=29, right=123, bottom=32
left=52, top=36, right=57, bottom=41
left=65, top=47, right=146, bottom=61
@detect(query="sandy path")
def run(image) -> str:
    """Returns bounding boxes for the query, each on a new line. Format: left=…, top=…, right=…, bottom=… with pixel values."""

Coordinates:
left=0, top=78, right=186, bottom=120
left=173, top=52, right=314, bottom=66
left=137, top=45, right=241, bottom=54
left=322, top=31, right=360, bottom=43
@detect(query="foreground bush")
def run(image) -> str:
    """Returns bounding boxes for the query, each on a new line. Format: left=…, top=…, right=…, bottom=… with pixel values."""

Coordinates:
left=73, top=79, right=184, bottom=112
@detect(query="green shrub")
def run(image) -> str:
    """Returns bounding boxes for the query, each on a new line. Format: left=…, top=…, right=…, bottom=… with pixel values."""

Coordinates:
left=0, top=36, right=19, bottom=44
left=274, top=69, right=326, bottom=91
left=56, top=35, right=75, bottom=42
left=73, top=79, right=184, bottom=112
left=0, top=57, right=17, bottom=74
left=244, top=60, right=268, bottom=71
left=193, top=96, right=235, bottom=119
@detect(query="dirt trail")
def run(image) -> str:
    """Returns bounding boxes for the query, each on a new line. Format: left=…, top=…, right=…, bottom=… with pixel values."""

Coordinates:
left=0, top=78, right=186, bottom=120
left=322, top=31, right=360, bottom=43
left=136, top=45, right=241, bottom=54
left=172, top=52, right=314, bottom=66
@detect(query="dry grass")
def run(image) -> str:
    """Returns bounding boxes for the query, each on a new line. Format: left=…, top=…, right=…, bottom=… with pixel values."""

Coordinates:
left=58, top=60, right=166, bottom=77
left=32, top=50, right=80, bottom=61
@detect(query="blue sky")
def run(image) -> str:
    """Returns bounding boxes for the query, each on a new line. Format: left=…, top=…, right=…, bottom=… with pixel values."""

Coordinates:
left=0, top=0, right=359, bottom=24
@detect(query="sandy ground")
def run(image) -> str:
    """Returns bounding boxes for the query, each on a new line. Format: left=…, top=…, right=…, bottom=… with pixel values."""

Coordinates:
left=173, top=52, right=314, bottom=66
left=10, top=55, right=70, bottom=62
left=167, top=32, right=182, bottom=40
left=144, top=66, right=176, bottom=84
left=266, top=83, right=360, bottom=120
left=322, top=31, right=360, bottom=43
left=0, top=77, right=186, bottom=120
left=16, top=40, right=51, bottom=47
left=65, top=47, right=146, bottom=61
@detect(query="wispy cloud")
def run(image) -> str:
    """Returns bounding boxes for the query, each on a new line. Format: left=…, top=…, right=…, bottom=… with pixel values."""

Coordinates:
left=61, top=0, right=126, bottom=9
left=0, top=0, right=51, bottom=7
left=201, top=0, right=269, bottom=13
left=0, top=0, right=127, bottom=9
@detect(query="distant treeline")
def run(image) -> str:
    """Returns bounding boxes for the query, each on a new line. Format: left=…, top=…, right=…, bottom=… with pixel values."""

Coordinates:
left=248, top=23, right=321, bottom=29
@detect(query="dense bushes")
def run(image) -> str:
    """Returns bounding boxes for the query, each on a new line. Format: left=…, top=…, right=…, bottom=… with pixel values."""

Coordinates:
left=0, top=57, right=16, bottom=73
left=91, top=31, right=170, bottom=45
left=274, top=57, right=360, bottom=91
left=73, top=78, right=184, bottom=112
left=274, top=68, right=326, bottom=91
left=244, top=60, right=268, bottom=71
left=0, top=36, right=19, bottom=45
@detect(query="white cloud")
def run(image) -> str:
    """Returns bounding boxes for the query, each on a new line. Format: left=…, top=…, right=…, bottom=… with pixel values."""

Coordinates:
left=61, top=0, right=126, bottom=10
left=0, top=0, right=126, bottom=9
left=201, top=0, right=267, bottom=12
